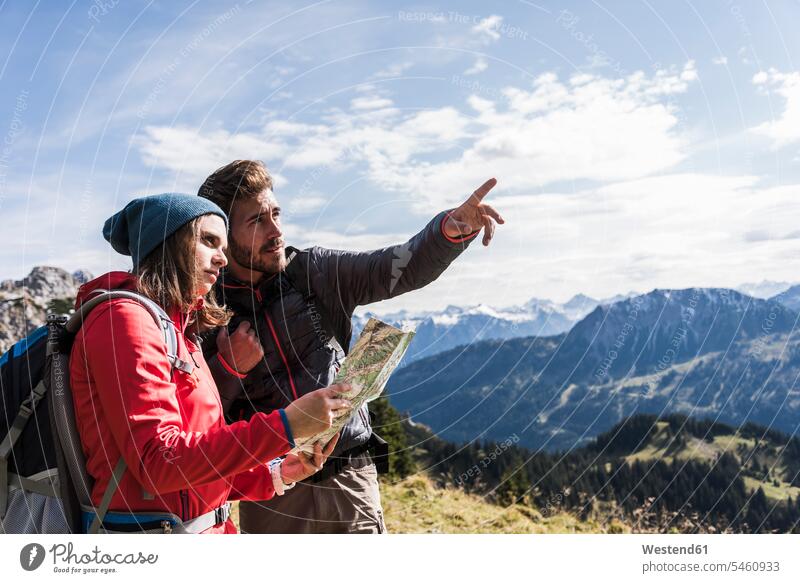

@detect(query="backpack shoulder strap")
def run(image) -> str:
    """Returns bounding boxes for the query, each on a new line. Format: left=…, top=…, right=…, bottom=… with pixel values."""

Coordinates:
left=284, top=247, right=349, bottom=354
left=284, top=247, right=314, bottom=300
left=87, top=457, right=127, bottom=534
left=68, top=289, right=193, bottom=374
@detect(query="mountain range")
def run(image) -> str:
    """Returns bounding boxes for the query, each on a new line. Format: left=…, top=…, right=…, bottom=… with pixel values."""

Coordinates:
left=356, top=279, right=796, bottom=366
left=353, top=292, right=636, bottom=364
left=387, top=287, right=800, bottom=451
left=4, top=266, right=800, bottom=458
left=736, top=280, right=794, bottom=299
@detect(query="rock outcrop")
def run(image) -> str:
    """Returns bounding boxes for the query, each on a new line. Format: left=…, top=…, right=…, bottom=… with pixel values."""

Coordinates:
left=0, top=266, right=91, bottom=354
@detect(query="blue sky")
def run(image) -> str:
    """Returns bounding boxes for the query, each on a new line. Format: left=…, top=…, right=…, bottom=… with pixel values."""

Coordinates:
left=1, top=0, right=799, bottom=313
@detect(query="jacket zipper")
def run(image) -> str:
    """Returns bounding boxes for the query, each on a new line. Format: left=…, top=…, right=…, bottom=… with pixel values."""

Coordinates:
left=263, top=310, right=299, bottom=400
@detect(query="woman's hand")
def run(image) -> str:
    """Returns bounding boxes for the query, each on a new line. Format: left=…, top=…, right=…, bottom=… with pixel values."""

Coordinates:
left=281, top=433, right=340, bottom=484
left=283, top=384, right=352, bottom=439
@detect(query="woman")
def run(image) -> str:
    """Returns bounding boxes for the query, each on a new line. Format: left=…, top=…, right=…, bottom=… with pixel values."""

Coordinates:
left=69, top=193, right=349, bottom=533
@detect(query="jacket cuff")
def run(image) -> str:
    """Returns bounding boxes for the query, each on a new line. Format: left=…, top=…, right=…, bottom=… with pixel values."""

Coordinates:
left=278, top=408, right=296, bottom=449
left=440, top=210, right=481, bottom=244
left=216, top=351, right=248, bottom=379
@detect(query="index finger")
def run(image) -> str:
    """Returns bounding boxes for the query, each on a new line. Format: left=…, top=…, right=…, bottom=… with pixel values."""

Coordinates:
left=468, top=178, right=497, bottom=204
left=298, top=451, right=318, bottom=471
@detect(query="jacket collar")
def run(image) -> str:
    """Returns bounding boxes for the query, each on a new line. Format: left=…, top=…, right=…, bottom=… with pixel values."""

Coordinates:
left=217, top=269, right=280, bottom=301
left=76, top=270, right=203, bottom=333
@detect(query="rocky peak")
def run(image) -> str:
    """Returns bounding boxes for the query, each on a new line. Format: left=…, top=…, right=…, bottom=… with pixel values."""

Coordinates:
left=0, top=265, right=80, bottom=298
left=0, top=266, right=92, bottom=354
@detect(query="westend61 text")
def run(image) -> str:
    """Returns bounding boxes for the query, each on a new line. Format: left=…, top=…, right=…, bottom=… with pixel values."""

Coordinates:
left=642, top=544, right=708, bottom=555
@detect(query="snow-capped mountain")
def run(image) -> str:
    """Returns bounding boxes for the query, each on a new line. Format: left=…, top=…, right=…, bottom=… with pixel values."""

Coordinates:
left=565, top=287, right=793, bottom=380
left=737, top=280, right=794, bottom=299
left=352, top=293, right=631, bottom=364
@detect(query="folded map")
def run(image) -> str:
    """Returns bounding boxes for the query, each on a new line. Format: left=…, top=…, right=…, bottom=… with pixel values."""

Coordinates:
left=291, top=317, right=415, bottom=454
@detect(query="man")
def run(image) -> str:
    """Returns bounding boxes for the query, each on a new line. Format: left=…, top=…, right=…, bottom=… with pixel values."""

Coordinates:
left=199, top=160, right=503, bottom=533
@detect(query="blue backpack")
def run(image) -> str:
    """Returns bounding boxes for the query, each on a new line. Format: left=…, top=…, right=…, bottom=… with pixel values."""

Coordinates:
left=0, top=290, right=185, bottom=533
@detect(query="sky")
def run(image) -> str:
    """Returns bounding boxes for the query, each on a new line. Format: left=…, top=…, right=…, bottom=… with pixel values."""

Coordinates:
left=0, top=0, right=799, bottom=314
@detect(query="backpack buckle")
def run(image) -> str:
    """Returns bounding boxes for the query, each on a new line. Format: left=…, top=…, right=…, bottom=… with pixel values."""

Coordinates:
left=168, top=355, right=195, bottom=375
left=214, top=504, right=231, bottom=525
left=17, top=402, right=33, bottom=416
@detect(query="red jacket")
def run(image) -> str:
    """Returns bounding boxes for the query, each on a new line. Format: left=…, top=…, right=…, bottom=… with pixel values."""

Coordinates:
left=69, top=272, right=293, bottom=533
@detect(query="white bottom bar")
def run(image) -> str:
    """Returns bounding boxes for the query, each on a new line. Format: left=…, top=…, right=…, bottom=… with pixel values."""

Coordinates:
left=2, top=534, right=798, bottom=582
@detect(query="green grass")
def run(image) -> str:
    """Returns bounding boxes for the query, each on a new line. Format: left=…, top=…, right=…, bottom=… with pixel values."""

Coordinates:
left=623, top=426, right=800, bottom=502
left=380, top=474, right=615, bottom=534
left=743, top=476, right=800, bottom=501
left=229, top=474, right=619, bottom=533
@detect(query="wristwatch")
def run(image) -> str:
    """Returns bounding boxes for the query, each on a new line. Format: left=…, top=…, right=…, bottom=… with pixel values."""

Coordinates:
left=268, top=458, right=296, bottom=496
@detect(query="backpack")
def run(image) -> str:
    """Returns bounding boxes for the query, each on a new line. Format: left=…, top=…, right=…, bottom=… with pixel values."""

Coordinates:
left=0, top=289, right=190, bottom=533
left=284, top=246, right=352, bottom=354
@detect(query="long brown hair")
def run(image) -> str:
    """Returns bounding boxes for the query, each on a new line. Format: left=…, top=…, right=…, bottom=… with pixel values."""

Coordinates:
left=135, top=215, right=230, bottom=332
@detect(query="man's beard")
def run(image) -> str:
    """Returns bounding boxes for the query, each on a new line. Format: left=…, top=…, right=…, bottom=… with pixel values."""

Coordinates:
left=228, top=234, right=286, bottom=275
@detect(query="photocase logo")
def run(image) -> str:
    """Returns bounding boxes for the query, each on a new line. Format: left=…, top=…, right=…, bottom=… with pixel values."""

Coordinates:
left=19, top=543, right=46, bottom=571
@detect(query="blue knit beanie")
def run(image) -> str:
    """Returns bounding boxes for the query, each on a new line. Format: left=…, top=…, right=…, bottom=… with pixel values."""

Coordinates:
left=103, top=193, right=227, bottom=268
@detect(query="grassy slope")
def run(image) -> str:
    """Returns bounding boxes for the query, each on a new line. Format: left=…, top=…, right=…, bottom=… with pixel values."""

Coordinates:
left=380, top=474, right=616, bottom=534
left=230, top=474, right=616, bottom=533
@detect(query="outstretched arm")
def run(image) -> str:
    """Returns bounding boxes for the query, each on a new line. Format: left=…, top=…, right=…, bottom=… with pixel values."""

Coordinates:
left=312, top=179, right=504, bottom=314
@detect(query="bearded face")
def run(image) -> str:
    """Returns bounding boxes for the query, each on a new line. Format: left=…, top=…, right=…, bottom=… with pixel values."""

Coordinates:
left=228, top=230, right=286, bottom=274
left=226, top=191, right=287, bottom=277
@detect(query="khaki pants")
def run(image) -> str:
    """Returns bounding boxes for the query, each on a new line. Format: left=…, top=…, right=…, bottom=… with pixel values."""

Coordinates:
left=240, top=455, right=386, bottom=534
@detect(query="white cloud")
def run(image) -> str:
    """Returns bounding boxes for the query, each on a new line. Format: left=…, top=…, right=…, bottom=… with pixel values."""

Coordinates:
left=464, top=57, right=488, bottom=75
left=712, top=56, right=728, bottom=66
left=350, top=96, right=394, bottom=110
left=137, top=126, right=288, bottom=189
left=680, top=60, right=698, bottom=82
left=138, top=63, right=698, bottom=214
left=751, top=68, right=800, bottom=149
left=411, top=172, right=797, bottom=307
left=737, top=46, right=751, bottom=64
left=471, top=15, right=503, bottom=43
left=0, top=171, right=158, bottom=279
left=281, top=222, right=405, bottom=251
left=395, top=63, right=696, bottom=209
left=373, top=61, right=414, bottom=78
left=329, top=170, right=800, bottom=314
left=286, top=195, right=328, bottom=216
